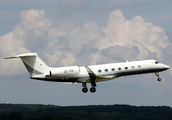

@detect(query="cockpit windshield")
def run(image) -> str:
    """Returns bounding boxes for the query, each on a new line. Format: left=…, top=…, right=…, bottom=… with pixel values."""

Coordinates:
left=155, top=61, right=160, bottom=64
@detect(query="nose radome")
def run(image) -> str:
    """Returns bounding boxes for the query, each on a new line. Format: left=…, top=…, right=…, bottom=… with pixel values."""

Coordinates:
left=164, top=65, right=170, bottom=70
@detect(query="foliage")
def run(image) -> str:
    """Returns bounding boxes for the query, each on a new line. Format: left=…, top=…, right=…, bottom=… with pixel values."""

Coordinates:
left=0, top=104, right=172, bottom=120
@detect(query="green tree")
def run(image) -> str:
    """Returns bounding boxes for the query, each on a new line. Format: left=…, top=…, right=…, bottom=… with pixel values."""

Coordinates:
left=8, top=112, right=22, bottom=120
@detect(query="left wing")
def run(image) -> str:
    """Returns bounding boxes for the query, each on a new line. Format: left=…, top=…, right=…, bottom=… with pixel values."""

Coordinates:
left=85, top=66, right=114, bottom=83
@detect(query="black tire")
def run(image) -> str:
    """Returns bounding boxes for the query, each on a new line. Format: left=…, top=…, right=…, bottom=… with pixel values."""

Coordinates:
left=90, top=87, right=96, bottom=93
left=158, top=78, right=162, bottom=82
left=82, top=88, right=88, bottom=93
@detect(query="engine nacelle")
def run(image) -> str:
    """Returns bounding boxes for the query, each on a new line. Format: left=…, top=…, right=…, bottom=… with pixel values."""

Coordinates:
left=50, top=66, right=80, bottom=78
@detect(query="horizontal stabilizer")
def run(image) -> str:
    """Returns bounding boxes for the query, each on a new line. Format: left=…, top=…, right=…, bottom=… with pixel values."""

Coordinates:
left=4, top=56, right=20, bottom=59
left=4, top=53, right=37, bottom=59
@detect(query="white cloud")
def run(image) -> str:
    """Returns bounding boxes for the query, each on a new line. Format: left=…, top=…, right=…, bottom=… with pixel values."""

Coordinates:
left=0, top=9, right=52, bottom=77
left=0, top=32, right=30, bottom=77
left=97, top=10, right=169, bottom=60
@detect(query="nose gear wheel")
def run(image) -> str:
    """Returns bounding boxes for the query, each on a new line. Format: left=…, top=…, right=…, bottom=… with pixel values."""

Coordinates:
left=155, top=72, right=162, bottom=82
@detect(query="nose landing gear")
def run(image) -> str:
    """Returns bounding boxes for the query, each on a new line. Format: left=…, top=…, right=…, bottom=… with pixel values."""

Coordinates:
left=155, top=72, right=162, bottom=82
left=157, top=78, right=162, bottom=82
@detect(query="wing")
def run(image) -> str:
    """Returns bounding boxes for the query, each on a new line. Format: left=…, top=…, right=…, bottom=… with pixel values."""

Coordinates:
left=85, top=66, right=115, bottom=83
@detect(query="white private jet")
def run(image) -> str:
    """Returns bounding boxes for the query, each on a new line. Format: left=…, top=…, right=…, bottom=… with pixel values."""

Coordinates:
left=4, top=53, right=170, bottom=93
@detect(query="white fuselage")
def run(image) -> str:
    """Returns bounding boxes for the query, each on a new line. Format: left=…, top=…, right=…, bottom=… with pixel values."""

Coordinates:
left=31, top=59, right=169, bottom=83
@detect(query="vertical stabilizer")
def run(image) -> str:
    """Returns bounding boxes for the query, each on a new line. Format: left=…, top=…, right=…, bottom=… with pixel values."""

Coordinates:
left=4, top=53, right=50, bottom=77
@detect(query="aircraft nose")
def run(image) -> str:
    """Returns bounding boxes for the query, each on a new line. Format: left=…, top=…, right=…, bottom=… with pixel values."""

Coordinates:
left=163, top=65, right=170, bottom=70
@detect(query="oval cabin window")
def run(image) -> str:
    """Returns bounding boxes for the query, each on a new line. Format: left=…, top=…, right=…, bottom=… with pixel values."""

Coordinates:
left=111, top=68, right=115, bottom=71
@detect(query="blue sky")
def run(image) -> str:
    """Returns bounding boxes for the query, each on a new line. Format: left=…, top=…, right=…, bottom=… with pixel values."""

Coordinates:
left=0, top=0, right=172, bottom=107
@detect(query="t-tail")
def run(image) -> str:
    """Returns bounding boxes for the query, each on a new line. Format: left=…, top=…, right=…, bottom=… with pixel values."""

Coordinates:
left=4, top=53, right=50, bottom=77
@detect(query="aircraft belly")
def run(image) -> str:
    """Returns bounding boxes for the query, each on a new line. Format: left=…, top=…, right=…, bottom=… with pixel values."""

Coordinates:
left=31, top=76, right=89, bottom=83
left=116, top=68, right=165, bottom=77
left=85, top=74, right=116, bottom=83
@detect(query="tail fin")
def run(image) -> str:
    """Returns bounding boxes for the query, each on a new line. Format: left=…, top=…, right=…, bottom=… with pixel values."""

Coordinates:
left=4, top=53, right=50, bottom=77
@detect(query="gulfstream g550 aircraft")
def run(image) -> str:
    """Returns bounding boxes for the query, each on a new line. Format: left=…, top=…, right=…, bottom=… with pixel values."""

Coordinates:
left=4, top=53, right=170, bottom=93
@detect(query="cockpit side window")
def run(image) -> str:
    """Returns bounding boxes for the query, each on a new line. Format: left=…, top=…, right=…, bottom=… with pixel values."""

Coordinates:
left=155, top=61, right=160, bottom=64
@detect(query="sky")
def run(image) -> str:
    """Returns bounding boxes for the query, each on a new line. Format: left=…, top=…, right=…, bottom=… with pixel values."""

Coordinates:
left=0, top=0, right=172, bottom=107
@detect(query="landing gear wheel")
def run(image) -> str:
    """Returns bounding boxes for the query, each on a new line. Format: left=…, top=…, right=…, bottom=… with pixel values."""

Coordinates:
left=90, top=87, right=96, bottom=93
left=82, top=88, right=88, bottom=93
left=158, top=78, right=162, bottom=82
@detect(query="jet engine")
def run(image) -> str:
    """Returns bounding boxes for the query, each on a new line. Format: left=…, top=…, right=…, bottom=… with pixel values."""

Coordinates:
left=50, top=66, right=80, bottom=78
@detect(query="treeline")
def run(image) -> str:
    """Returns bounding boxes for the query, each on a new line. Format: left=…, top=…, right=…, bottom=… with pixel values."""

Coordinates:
left=0, top=104, right=172, bottom=120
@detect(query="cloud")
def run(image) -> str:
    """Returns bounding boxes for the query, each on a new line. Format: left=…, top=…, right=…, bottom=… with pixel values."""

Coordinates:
left=18, top=9, right=52, bottom=51
left=46, top=21, right=103, bottom=66
left=97, top=10, right=169, bottom=60
left=0, top=9, right=170, bottom=79
left=0, top=9, right=52, bottom=77
left=100, top=45, right=139, bottom=62
left=0, top=31, right=30, bottom=77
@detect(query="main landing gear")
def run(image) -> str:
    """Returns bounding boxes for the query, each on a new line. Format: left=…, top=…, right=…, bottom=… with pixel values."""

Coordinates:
left=155, top=72, right=162, bottom=82
left=82, top=87, right=88, bottom=93
left=82, top=82, right=96, bottom=93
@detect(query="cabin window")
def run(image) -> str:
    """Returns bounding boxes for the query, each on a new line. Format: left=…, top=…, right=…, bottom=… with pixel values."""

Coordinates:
left=125, top=67, right=128, bottom=70
left=118, top=67, right=122, bottom=70
left=111, top=68, right=115, bottom=71
left=105, top=69, right=108, bottom=72
left=138, top=65, right=141, bottom=68
left=98, top=69, right=102, bottom=73
left=131, top=66, right=135, bottom=69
